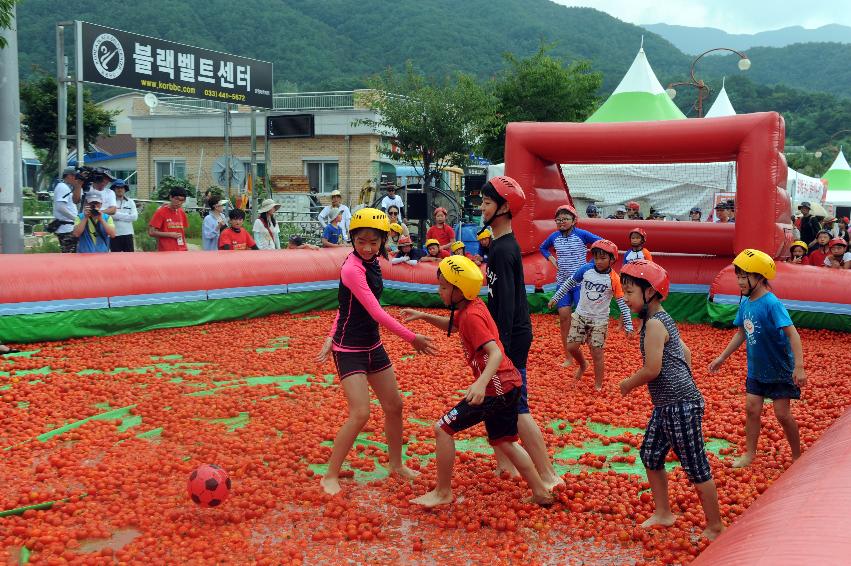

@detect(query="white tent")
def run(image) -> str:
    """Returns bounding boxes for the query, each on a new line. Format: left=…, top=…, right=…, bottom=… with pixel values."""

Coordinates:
left=704, top=79, right=737, bottom=118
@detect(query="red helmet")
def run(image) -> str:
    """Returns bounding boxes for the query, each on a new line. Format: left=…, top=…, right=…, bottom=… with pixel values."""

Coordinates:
left=626, top=201, right=640, bottom=211
left=485, top=176, right=526, bottom=216
left=433, top=207, right=448, bottom=217
left=398, top=235, right=412, bottom=246
left=629, top=227, right=647, bottom=241
left=591, top=239, right=618, bottom=259
left=555, top=204, right=577, bottom=219
left=620, top=260, right=670, bottom=300
left=829, top=237, right=848, bottom=249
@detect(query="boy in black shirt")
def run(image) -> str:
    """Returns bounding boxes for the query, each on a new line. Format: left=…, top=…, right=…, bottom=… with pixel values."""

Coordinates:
left=480, top=176, right=563, bottom=490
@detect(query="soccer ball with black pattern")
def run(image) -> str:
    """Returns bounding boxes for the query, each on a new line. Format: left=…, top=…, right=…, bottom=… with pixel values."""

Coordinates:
left=187, top=464, right=231, bottom=508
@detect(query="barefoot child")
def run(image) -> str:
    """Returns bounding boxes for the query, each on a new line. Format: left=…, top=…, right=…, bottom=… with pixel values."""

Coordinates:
left=548, top=240, right=634, bottom=389
left=403, top=256, right=554, bottom=507
left=617, top=260, right=724, bottom=540
left=539, top=204, right=601, bottom=367
left=709, top=249, right=806, bottom=468
left=316, top=208, right=437, bottom=495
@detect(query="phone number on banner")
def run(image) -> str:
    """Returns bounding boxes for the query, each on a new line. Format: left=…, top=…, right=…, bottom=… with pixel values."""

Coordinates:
left=204, top=89, right=247, bottom=102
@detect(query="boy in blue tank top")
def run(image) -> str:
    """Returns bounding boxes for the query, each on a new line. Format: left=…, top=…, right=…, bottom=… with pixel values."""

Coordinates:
left=618, top=260, right=724, bottom=541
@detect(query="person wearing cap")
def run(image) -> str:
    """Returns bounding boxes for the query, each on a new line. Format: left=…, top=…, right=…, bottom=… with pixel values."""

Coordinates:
left=253, top=198, right=282, bottom=250
left=86, top=167, right=117, bottom=216
left=821, top=216, right=839, bottom=239
left=71, top=193, right=116, bottom=253
left=52, top=167, right=83, bottom=253
left=473, top=228, right=492, bottom=266
left=387, top=221, right=404, bottom=254
left=379, top=184, right=404, bottom=219
left=796, top=201, right=821, bottom=246
left=321, top=208, right=346, bottom=248
left=390, top=235, right=422, bottom=264
left=689, top=207, right=702, bottom=222
left=824, top=238, right=851, bottom=269
left=626, top=201, right=643, bottom=220
left=838, top=217, right=850, bottom=245
left=110, top=179, right=138, bottom=252
left=202, top=198, right=229, bottom=250
left=318, top=190, right=352, bottom=242
left=426, top=207, right=456, bottom=250
left=585, top=204, right=600, bottom=219
left=713, top=201, right=733, bottom=224
left=608, top=206, right=627, bottom=220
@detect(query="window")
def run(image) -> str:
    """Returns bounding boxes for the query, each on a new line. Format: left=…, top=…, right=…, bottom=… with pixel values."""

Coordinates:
left=108, top=125, right=117, bottom=136
left=155, top=160, right=186, bottom=186
left=305, top=161, right=338, bottom=194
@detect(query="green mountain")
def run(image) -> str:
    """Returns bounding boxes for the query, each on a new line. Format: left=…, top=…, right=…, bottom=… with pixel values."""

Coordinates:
left=14, top=0, right=851, bottom=98
left=643, top=23, right=851, bottom=55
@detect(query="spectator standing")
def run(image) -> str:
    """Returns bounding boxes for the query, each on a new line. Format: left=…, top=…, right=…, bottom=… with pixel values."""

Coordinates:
left=321, top=209, right=346, bottom=248
left=807, top=230, right=832, bottom=267
left=838, top=217, right=850, bottom=245
left=253, top=199, right=282, bottom=250
left=585, top=204, right=600, bottom=219
left=148, top=187, right=189, bottom=251
left=202, top=199, right=228, bottom=250
left=797, top=202, right=821, bottom=246
left=714, top=202, right=734, bottom=223
left=318, top=190, right=352, bottom=241
left=689, top=207, right=702, bottom=222
left=379, top=184, right=404, bottom=219
left=426, top=207, right=455, bottom=250
left=626, top=201, right=644, bottom=220
left=72, top=194, right=116, bottom=253
left=218, top=209, right=258, bottom=250
left=608, top=206, right=627, bottom=220
left=52, top=167, right=82, bottom=253
left=110, top=179, right=137, bottom=252
left=385, top=205, right=409, bottom=236
left=86, top=168, right=117, bottom=215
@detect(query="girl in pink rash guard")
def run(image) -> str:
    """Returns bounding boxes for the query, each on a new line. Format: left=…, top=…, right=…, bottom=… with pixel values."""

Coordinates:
left=316, top=208, right=436, bottom=495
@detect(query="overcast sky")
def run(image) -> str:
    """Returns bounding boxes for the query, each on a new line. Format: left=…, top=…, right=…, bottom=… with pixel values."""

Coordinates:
left=552, top=0, right=850, bottom=34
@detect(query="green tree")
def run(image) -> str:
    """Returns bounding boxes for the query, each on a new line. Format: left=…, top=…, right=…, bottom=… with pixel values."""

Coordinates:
left=481, top=46, right=602, bottom=163
left=19, top=72, right=116, bottom=183
left=155, top=175, right=197, bottom=200
left=0, top=0, right=16, bottom=49
left=358, top=62, right=493, bottom=190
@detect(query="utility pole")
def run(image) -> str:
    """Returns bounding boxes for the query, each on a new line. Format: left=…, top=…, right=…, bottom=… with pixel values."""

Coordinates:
left=0, top=4, right=23, bottom=253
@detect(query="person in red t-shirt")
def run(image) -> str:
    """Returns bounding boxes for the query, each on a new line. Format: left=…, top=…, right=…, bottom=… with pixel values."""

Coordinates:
left=807, top=230, right=831, bottom=267
left=218, top=209, right=259, bottom=250
left=402, top=256, right=554, bottom=508
left=419, top=238, right=450, bottom=262
left=148, top=187, right=189, bottom=251
left=426, top=207, right=455, bottom=251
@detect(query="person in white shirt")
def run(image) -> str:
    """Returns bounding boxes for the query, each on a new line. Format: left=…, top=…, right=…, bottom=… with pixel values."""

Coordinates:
left=253, top=198, right=282, bottom=250
left=52, top=167, right=82, bottom=253
left=317, top=190, right=352, bottom=241
left=110, top=179, right=138, bottom=252
left=85, top=167, right=118, bottom=216
left=379, top=185, right=404, bottom=219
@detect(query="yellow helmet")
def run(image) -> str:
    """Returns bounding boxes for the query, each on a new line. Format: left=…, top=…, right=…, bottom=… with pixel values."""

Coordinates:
left=439, top=256, right=483, bottom=300
left=350, top=208, right=389, bottom=233
left=789, top=240, right=808, bottom=253
left=450, top=241, right=466, bottom=253
left=425, top=238, right=440, bottom=248
left=476, top=228, right=492, bottom=241
left=389, top=222, right=404, bottom=235
left=733, top=249, right=776, bottom=280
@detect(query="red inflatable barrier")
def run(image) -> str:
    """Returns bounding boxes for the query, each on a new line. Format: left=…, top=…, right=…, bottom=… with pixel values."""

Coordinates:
left=693, top=406, right=851, bottom=565
left=709, top=262, right=851, bottom=305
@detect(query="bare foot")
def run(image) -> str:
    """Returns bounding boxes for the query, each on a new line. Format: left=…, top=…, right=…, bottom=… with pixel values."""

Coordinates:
left=641, top=512, right=676, bottom=528
left=594, top=379, right=603, bottom=391
left=732, top=452, right=755, bottom=468
left=523, top=492, right=555, bottom=507
left=320, top=476, right=341, bottom=496
left=411, top=489, right=453, bottom=508
left=573, top=359, right=589, bottom=380
left=702, top=524, right=725, bottom=540
left=561, top=359, right=572, bottom=368
left=390, top=465, right=420, bottom=480
left=495, top=466, right=521, bottom=479
left=544, top=475, right=566, bottom=492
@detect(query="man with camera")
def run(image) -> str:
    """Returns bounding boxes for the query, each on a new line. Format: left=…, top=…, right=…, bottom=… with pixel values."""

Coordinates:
left=71, top=193, right=116, bottom=253
left=86, top=167, right=118, bottom=216
left=51, top=167, right=83, bottom=253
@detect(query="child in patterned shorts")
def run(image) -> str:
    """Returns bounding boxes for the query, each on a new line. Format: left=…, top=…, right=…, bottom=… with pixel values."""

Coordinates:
left=618, top=260, right=724, bottom=541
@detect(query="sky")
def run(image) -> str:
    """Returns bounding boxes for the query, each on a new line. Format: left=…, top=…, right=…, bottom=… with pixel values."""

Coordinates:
left=552, top=0, right=851, bottom=34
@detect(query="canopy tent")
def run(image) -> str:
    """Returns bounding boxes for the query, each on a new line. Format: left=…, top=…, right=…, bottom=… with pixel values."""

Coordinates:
left=704, top=79, right=736, bottom=118
left=586, top=47, right=687, bottom=123
left=823, top=149, right=851, bottom=206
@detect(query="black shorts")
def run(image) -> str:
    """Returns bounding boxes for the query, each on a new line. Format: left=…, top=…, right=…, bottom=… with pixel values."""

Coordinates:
left=745, top=377, right=801, bottom=400
left=110, top=234, right=135, bottom=252
left=332, top=346, right=392, bottom=380
left=438, top=387, right=520, bottom=445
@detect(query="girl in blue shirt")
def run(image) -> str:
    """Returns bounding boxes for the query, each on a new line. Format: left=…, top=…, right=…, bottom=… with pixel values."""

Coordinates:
left=709, top=249, right=806, bottom=469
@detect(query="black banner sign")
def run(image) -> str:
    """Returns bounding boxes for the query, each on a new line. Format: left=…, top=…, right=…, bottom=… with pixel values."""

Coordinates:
left=78, top=21, right=274, bottom=108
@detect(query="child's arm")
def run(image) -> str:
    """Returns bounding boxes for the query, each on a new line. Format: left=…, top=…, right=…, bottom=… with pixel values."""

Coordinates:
left=401, top=309, right=452, bottom=332
left=547, top=277, right=578, bottom=310
left=708, top=328, right=746, bottom=372
left=619, top=318, right=666, bottom=395
left=539, top=232, right=558, bottom=267
left=611, top=273, right=634, bottom=333
left=680, top=339, right=692, bottom=373
left=465, top=341, right=503, bottom=406
left=783, top=325, right=807, bottom=386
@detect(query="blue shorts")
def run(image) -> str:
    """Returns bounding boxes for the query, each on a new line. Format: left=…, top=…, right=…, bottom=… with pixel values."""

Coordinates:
left=517, top=367, right=529, bottom=415
left=640, top=399, right=712, bottom=484
left=746, top=377, right=801, bottom=400
left=556, top=286, right=580, bottom=309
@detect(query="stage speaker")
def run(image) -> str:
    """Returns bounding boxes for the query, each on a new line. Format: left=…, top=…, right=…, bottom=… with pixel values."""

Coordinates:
left=406, top=192, right=428, bottom=220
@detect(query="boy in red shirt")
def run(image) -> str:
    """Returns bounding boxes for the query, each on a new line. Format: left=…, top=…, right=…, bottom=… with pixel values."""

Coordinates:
left=807, top=230, right=831, bottom=267
left=148, top=187, right=189, bottom=251
left=426, top=207, right=455, bottom=251
left=219, top=209, right=259, bottom=250
left=402, top=256, right=554, bottom=507
left=419, top=238, right=450, bottom=262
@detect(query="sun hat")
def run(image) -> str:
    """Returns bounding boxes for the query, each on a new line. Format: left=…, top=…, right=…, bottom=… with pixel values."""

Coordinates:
left=257, top=199, right=280, bottom=214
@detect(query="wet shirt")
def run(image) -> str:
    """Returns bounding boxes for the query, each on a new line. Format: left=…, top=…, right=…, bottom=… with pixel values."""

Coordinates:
left=734, top=292, right=794, bottom=383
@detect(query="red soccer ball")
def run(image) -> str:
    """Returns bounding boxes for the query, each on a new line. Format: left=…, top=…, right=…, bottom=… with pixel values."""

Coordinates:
left=187, top=464, right=231, bottom=508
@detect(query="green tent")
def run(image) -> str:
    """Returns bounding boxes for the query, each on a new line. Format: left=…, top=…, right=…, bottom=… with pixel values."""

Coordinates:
left=586, top=48, right=686, bottom=123
left=824, top=149, right=851, bottom=206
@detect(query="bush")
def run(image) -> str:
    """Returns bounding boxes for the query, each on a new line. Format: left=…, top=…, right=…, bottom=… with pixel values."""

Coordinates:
left=133, top=202, right=159, bottom=251
left=186, top=212, right=202, bottom=239
left=155, top=176, right=197, bottom=200
left=26, top=237, right=61, bottom=254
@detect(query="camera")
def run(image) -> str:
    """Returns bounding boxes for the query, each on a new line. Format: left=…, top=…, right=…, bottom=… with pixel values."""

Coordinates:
left=88, top=203, right=100, bottom=216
